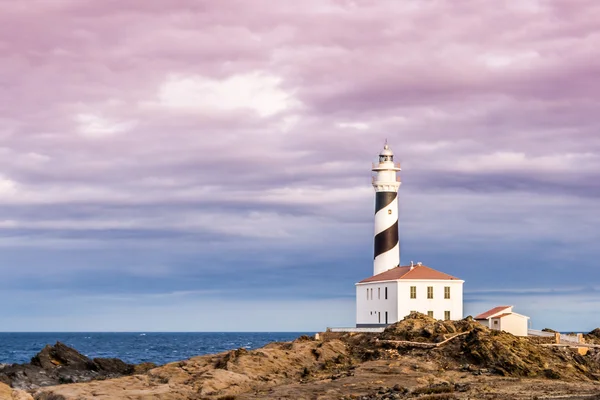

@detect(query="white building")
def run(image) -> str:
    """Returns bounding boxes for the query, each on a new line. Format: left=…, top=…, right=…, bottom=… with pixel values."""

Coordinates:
left=474, top=306, right=529, bottom=337
left=356, top=262, right=464, bottom=327
left=355, top=144, right=464, bottom=327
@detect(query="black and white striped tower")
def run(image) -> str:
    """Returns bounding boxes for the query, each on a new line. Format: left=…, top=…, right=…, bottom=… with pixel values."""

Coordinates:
left=372, top=142, right=401, bottom=276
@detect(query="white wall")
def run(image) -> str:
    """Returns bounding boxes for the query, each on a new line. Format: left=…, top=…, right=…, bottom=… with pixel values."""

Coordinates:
left=397, top=280, right=463, bottom=321
left=355, top=281, right=398, bottom=326
left=356, top=279, right=463, bottom=326
left=476, top=319, right=490, bottom=328
left=493, top=314, right=529, bottom=336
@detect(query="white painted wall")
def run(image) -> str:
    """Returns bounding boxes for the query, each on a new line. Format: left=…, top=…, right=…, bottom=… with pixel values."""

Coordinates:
left=476, top=319, right=490, bottom=328
left=356, top=279, right=463, bottom=326
left=355, top=281, right=398, bottom=326
left=491, top=314, right=529, bottom=336
left=397, top=280, right=463, bottom=321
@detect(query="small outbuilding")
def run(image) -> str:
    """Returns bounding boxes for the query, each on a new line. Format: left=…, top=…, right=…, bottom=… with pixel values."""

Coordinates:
left=474, top=305, right=530, bottom=337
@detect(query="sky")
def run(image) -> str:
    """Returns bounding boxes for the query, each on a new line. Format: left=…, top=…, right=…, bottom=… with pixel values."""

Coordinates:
left=1, top=0, right=599, bottom=332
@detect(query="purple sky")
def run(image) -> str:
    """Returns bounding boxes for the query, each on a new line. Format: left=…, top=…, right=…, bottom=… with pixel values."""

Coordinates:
left=1, top=0, right=599, bottom=331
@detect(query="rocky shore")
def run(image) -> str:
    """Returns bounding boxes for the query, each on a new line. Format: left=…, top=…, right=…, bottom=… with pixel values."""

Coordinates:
left=2, top=314, right=600, bottom=399
left=0, top=342, right=155, bottom=399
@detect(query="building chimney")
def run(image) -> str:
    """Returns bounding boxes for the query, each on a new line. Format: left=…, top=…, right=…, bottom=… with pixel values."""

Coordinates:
left=410, top=261, right=414, bottom=270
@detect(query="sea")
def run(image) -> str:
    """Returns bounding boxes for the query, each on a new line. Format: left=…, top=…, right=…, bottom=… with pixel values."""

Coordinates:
left=0, top=332, right=312, bottom=365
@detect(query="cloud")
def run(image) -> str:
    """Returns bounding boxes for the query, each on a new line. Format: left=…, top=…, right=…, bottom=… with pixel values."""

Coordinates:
left=0, top=177, right=17, bottom=196
left=154, top=72, right=298, bottom=117
left=75, top=113, right=138, bottom=138
left=337, top=122, right=370, bottom=130
left=0, top=0, right=599, bottom=331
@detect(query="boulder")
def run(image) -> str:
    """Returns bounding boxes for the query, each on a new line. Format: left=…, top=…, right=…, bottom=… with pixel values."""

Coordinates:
left=0, top=342, right=137, bottom=390
left=93, top=358, right=134, bottom=375
left=31, top=342, right=96, bottom=371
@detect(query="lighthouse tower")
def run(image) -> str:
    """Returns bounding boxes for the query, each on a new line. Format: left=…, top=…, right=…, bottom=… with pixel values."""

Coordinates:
left=372, top=142, right=401, bottom=276
left=354, top=143, right=463, bottom=328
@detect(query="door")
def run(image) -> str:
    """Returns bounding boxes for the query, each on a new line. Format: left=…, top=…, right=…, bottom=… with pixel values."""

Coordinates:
left=385, top=311, right=388, bottom=324
left=378, top=312, right=381, bottom=323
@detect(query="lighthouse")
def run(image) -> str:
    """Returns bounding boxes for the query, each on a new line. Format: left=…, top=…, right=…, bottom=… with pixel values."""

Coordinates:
left=371, top=142, right=401, bottom=276
left=354, top=142, right=464, bottom=328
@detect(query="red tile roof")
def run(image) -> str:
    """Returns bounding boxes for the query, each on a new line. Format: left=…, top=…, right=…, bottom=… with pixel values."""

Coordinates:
left=492, top=312, right=530, bottom=320
left=474, top=306, right=512, bottom=320
left=359, top=265, right=461, bottom=283
left=492, top=313, right=513, bottom=319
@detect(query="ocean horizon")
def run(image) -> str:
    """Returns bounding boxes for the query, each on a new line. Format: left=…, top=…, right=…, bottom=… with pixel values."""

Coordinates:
left=0, top=332, right=313, bottom=365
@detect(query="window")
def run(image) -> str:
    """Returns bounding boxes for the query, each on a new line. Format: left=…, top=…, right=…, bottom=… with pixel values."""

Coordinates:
left=378, top=312, right=381, bottom=323
left=427, top=286, right=433, bottom=299
left=385, top=287, right=388, bottom=300
left=388, top=209, right=392, bottom=215
left=410, top=286, right=416, bottom=299
left=444, top=311, right=450, bottom=321
left=444, top=286, right=450, bottom=299
left=427, top=311, right=434, bottom=318
left=378, top=287, right=380, bottom=299
left=366, top=288, right=369, bottom=300
left=370, top=288, right=373, bottom=300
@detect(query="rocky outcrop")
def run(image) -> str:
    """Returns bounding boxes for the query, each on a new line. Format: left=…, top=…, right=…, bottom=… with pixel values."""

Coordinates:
left=32, top=337, right=350, bottom=399
left=0, top=382, right=33, bottom=400
left=378, top=312, right=475, bottom=343
left=0, top=342, right=147, bottom=390
left=15, top=319, right=600, bottom=399
left=0, top=382, right=11, bottom=400
left=458, top=325, right=554, bottom=377
left=585, top=328, right=600, bottom=344
left=346, top=314, right=600, bottom=381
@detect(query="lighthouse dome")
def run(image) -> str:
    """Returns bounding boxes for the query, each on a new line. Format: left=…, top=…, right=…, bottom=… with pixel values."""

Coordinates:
left=380, top=144, right=393, bottom=157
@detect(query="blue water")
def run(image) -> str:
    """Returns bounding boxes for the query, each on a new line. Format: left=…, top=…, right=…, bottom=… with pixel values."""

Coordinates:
left=0, top=332, right=311, bottom=365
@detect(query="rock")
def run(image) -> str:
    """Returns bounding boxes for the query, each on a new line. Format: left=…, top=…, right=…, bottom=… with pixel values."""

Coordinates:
left=454, top=382, right=470, bottom=392
left=379, top=312, right=470, bottom=343
left=93, top=358, right=134, bottom=375
left=0, top=382, right=33, bottom=400
left=544, top=369, right=561, bottom=379
left=134, top=362, right=157, bottom=374
left=0, top=382, right=11, bottom=400
left=31, top=342, right=96, bottom=371
left=585, top=328, right=600, bottom=344
left=589, top=328, right=600, bottom=338
left=33, top=338, right=350, bottom=399
left=0, top=342, right=138, bottom=390
left=392, top=384, right=405, bottom=392
left=11, top=318, right=600, bottom=399
left=11, top=390, right=34, bottom=400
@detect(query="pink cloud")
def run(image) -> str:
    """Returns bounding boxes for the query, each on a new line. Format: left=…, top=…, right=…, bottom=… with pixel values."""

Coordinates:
left=0, top=0, right=599, bottom=242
